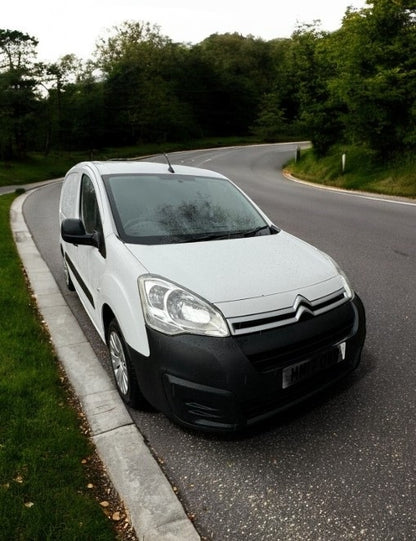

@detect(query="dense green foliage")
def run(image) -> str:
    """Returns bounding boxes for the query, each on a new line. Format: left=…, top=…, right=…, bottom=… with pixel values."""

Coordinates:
left=0, top=1, right=415, bottom=171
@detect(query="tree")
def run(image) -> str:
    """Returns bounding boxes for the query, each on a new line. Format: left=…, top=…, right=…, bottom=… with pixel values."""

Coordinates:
left=196, top=33, right=274, bottom=135
left=288, top=23, right=344, bottom=156
left=251, top=92, right=286, bottom=140
left=328, top=0, right=416, bottom=156
left=252, top=38, right=303, bottom=140
left=94, top=21, right=197, bottom=144
left=37, top=54, right=84, bottom=152
left=0, top=29, right=40, bottom=158
left=0, top=29, right=38, bottom=71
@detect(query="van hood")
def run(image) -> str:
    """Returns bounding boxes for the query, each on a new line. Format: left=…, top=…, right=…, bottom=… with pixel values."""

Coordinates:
left=126, top=231, right=342, bottom=310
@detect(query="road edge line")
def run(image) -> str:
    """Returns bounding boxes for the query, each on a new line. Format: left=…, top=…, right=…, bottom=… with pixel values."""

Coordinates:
left=282, top=170, right=416, bottom=206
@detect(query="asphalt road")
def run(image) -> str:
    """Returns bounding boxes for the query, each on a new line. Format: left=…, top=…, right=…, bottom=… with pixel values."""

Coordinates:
left=24, top=143, right=416, bottom=540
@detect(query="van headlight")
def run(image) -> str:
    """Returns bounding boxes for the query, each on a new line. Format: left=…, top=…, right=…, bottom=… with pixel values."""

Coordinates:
left=138, top=275, right=229, bottom=337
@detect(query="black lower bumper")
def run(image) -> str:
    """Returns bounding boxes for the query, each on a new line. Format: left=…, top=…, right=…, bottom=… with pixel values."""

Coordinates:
left=128, top=295, right=366, bottom=432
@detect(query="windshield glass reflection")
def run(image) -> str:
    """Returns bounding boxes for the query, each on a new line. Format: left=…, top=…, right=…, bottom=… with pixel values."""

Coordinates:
left=104, top=173, right=269, bottom=244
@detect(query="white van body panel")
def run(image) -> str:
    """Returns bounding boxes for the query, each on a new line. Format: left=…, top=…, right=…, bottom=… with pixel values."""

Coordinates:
left=125, top=231, right=341, bottom=314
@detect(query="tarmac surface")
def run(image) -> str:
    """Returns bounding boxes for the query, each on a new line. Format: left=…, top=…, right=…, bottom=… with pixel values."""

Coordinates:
left=5, top=151, right=416, bottom=540
left=7, top=181, right=200, bottom=541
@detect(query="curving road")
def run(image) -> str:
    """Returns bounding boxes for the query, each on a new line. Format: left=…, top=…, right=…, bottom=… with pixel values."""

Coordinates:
left=24, top=144, right=416, bottom=540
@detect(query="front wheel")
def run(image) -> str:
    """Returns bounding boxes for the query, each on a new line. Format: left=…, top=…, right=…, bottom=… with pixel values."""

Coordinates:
left=107, top=319, right=145, bottom=409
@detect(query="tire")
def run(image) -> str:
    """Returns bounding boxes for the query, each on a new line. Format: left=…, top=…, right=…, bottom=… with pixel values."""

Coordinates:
left=63, top=256, right=75, bottom=291
left=107, top=319, right=145, bottom=409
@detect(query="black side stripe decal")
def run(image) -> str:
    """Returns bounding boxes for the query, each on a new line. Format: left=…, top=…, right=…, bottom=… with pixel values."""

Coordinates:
left=65, top=254, right=95, bottom=308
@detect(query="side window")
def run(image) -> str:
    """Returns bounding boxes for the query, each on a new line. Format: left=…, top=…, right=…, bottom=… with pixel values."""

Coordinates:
left=60, top=172, right=80, bottom=218
left=80, top=175, right=102, bottom=235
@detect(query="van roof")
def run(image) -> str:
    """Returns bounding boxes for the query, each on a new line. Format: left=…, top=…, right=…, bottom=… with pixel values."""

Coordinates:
left=68, top=160, right=227, bottom=179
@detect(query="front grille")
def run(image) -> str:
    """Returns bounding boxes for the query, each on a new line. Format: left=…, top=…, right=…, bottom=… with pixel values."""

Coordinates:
left=248, top=321, right=353, bottom=373
left=228, top=289, right=348, bottom=335
left=236, top=300, right=357, bottom=374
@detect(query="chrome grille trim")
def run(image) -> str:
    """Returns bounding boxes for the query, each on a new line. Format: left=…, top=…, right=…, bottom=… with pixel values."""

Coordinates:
left=228, top=289, right=349, bottom=335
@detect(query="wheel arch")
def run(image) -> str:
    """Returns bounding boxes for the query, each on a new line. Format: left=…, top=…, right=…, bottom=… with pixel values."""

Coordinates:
left=102, top=303, right=116, bottom=342
left=99, top=272, right=150, bottom=356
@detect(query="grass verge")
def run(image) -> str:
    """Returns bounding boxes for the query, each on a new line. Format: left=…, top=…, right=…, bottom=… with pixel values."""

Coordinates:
left=285, top=145, right=416, bottom=198
left=0, top=193, right=130, bottom=540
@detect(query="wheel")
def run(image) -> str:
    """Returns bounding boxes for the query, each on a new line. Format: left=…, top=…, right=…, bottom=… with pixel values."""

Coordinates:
left=63, top=256, right=75, bottom=291
left=107, top=319, right=145, bottom=409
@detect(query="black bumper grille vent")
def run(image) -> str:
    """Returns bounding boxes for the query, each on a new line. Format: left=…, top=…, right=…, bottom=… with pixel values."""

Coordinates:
left=236, top=301, right=357, bottom=374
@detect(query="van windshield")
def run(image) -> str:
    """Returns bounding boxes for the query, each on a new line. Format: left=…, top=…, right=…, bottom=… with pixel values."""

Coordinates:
left=103, top=173, right=272, bottom=245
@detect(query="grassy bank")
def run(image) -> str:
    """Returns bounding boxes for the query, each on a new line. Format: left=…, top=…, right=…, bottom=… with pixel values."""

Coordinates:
left=0, top=193, right=129, bottom=540
left=285, top=145, right=416, bottom=198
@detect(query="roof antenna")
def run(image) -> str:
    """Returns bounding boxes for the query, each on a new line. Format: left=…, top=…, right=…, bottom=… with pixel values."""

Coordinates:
left=163, top=153, right=175, bottom=173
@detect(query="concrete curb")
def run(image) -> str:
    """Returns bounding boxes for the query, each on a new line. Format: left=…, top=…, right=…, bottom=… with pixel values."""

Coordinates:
left=9, top=190, right=200, bottom=541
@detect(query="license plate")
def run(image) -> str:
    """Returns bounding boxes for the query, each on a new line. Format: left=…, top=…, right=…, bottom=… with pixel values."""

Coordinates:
left=282, top=343, right=346, bottom=389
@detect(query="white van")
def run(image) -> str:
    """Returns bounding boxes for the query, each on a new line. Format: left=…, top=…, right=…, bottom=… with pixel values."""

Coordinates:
left=59, top=159, right=366, bottom=432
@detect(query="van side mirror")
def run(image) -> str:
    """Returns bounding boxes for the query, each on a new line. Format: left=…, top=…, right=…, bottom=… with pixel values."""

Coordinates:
left=61, top=218, right=98, bottom=247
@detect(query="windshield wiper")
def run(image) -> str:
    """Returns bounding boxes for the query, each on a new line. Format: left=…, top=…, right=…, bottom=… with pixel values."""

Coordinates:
left=242, top=225, right=280, bottom=237
left=242, top=225, right=270, bottom=237
left=180, top=232, right=233, bottom=243
left=179, top=225, right=279, bottom=243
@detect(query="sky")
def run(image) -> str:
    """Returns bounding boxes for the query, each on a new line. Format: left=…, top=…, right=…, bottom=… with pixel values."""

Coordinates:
left=4, top=0, right=368, bottom=63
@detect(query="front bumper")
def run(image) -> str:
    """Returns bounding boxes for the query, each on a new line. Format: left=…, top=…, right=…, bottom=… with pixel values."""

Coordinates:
left=128, top=295, right=366, bottom=432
